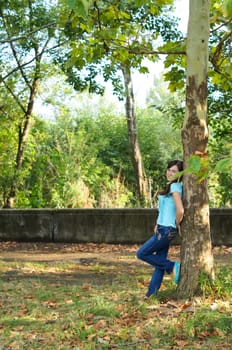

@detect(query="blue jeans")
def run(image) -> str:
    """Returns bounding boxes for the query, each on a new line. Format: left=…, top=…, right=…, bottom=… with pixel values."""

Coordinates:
left=136, top=225, right=177, bottom=297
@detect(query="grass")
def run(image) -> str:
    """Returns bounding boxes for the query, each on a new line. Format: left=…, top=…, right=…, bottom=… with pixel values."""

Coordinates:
left=0, top=249, right=231, bottom=350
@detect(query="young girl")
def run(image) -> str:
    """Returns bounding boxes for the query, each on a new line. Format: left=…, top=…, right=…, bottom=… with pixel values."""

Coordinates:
left=137, top=160, right=184, bottom=298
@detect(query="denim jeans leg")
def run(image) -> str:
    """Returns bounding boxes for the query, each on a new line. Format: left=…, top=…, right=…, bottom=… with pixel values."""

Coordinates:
left=137, top=225, right=177, bottom=296
left=146, top=268, right=164, bottom=297
left=136, top=231, right=170, bottom=270
left=146, top=245, right=169, bottom=296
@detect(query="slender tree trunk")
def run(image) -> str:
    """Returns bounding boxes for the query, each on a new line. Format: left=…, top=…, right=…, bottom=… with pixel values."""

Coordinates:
left=1, top=1, right=51, bottom=208
left=178, top=0, right=214, bottom=298
left=5, top=67, right=40, bottom=208
left=121, top=65, right=149, bottom=203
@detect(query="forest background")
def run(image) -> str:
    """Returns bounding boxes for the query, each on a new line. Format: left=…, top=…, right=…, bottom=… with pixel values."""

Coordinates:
left=0, top=0, right=231, bottom=209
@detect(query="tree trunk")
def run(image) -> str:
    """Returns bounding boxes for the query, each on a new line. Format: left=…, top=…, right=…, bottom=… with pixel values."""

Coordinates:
left=121, top=65, right=149, bottom=203
left=4, top=70, right=40, bottom=208
left=0, top=1, right=52, bottom=208
left=178, top=0, right=214, bottom=298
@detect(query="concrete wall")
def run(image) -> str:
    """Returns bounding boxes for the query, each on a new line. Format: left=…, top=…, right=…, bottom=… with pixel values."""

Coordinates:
left=0, top=208, right=231, bottom=245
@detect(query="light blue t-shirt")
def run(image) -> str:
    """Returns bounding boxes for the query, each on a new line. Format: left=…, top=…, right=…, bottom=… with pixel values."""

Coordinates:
left=157, top=182, right=183, bottom=228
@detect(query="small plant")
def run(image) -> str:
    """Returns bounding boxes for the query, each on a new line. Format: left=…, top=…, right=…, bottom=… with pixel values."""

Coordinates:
left=199, top=267, right=232, bottom=299
left=183, top=308, right=232, bottom=338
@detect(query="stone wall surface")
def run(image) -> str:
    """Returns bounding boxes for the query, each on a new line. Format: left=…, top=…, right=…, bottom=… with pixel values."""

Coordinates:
left=0, top=208, right=231, bottom=245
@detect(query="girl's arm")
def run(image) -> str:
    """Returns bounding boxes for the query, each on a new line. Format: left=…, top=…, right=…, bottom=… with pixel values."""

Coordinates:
left=172, top=191, right=184, bottom=234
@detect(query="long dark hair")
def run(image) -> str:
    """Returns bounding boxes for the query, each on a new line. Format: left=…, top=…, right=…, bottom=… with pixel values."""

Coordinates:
left=159, top=160, right=183, bottom=195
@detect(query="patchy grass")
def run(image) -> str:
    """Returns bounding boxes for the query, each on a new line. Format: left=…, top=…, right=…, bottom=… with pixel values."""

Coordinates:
left=0, top=243, right=231, bottom=349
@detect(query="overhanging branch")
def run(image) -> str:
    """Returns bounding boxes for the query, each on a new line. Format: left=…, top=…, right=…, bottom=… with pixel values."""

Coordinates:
left=128, top=48, right=186, bottom=55
left=1, top=40, right=70, bottom=81
left=0, top=22, right=56, bottom=44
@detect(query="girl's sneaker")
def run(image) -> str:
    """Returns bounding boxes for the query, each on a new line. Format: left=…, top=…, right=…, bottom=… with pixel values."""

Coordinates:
left=173, top=261, right=180, bottom=284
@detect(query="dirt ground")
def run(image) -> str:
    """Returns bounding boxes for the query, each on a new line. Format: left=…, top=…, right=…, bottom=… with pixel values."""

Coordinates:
left=0, top=241, right=231, bottom=296
left=1, top=242, right=231, bottom=350
left=0, top=241, right=231, bottom=276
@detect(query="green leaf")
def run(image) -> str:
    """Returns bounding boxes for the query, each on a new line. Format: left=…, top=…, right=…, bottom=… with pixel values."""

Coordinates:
left=187, top=155, right=202, bottom=174
left=139, top=66, right=149, bottom=74
left=67, top=0, right=75, bottom=8
left=223, top=0, right=232, bottom=16
left=135, top=0, right=148, bottom=6
left=215, top=158, right=232, bottom=173
left=67, top=0, right=90, bottom=16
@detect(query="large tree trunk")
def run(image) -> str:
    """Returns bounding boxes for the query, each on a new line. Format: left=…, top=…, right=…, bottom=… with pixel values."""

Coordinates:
left=121, top=65, right=149, bottom=203
left=178, top=0, right=214, bottom=298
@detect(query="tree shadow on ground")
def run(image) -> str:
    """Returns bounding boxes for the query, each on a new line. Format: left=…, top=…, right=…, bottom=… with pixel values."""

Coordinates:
left=0, top=242, right=231, bottom=287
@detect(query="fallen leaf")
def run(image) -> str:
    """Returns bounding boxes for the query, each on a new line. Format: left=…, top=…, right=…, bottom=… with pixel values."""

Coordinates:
left=93, top=319, right=107, bottom=330
left=97, top=337, right=108, bottom=344
left=82, top=283, right=91, bottom=290
left=64, top=299, right=73, bottom=304
left=181, top=301, right=192, bottom=310
left=175, top=339, right=190, bottom=348
left=167, top=301, right=179, bottom=308
left=42, top=300, right=57, bottom=308
left=8, top=342, right=20, bottom=350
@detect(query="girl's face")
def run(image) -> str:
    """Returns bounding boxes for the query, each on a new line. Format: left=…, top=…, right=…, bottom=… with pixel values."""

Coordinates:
left=166, top=165, right=179, bottom=182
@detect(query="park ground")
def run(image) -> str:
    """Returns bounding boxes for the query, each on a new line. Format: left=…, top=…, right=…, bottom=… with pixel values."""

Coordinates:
left=0, top=242, right=231, bottom=349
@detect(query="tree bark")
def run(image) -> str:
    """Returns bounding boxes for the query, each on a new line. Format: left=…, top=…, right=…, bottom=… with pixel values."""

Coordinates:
left=121, top=65, right=149, bottom=203
left=5, top=78, right=39, bottom=208
left=0, top=1, right=50, bottom=208
left=3, top=50, right=41, bottom=208
left=178, top=0, right=214, bottom=298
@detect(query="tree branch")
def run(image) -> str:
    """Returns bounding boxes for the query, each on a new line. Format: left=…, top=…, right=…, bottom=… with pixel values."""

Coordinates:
left=0, top=8, right=31, bottom=88
left=128, top=48, right=186, bottom=55
left=1, top=40, right=69, bottom=82
left=209, top=30, right=232, bottom=75
left=210, top=17, right=232, bottom=33
left=93, top=0, right=109, bottom=52
left=0, top=22, right=56, bottom=44
left=0, top=76, right=27, bottom=114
